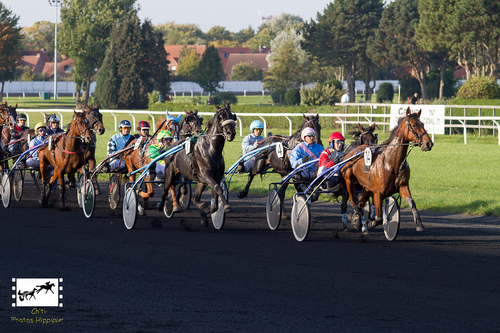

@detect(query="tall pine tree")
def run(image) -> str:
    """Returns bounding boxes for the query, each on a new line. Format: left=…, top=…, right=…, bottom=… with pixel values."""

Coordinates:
left=196, top=45, right=224, bottom=94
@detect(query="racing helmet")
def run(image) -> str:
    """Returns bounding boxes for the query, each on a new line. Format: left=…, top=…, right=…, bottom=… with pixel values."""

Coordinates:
left=250, top=120, right=264, bottom=132
left=119, top=120, right=132, bottom=129
left=16, top=114, right=27, bottom=122
left=301, top=127, right=316, bottom=141
left=137, top=121, right=150, bottom=131
left=328, top=132, right=345, bottom=142
left=48, top=115, right=60, bottom=123
left=157, top=130, right=173, bottom=141
left=34, top=122, right=47, bottom=132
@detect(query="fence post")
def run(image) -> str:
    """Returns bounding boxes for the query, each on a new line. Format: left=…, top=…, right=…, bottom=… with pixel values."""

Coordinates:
left=244, top=90, right=246, bottom=97
left=478, top=108, right=481, bottom=137
left=191, top=91, right=193, bottom=97
left=262, top=90, right=264, bottom=96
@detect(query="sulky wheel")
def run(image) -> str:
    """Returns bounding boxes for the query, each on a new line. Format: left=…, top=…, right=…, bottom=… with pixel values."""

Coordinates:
left=291, top=195, right=311, bottom=242
left=83, top=178, right=95, bottom=219
left=123, top=187, right=138, bottom=230
left=163, top=190, right=174, bottom=219
left=178, top=182, right=192, bottom=211
left=383, top=196, right=400, bottom=241
left=76, top=173, right=85, bottom=208
left=210, top=180, right=227, bottom=230
left=13, top=168, right=24, bottom=202
left=108, top=174, right=121, bottom=210
left=1, top=170, right=11, bottom=208
left=266, top=184, right=282, bottom=231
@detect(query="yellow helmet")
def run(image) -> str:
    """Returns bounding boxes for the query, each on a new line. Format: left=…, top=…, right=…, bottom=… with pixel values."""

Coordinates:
left=158, top=130, right=173, bottom=140
left=34, top=122, right=47, bottom=132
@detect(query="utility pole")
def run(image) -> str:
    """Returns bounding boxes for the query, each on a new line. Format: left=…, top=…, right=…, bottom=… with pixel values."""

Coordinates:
left=48, top=0, right=61, bottom=100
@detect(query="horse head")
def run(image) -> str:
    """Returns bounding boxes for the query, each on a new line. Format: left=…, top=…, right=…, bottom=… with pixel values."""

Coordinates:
left=71, top=110, right=93, bottom=145
left=164, top=111, right=182, bottom=142
left=214, top=103, right=237, bottom=141
left=301, top=114, right=322, bottom=146
left=404, top=108, right=433, bottom=151
left=180, top=109, right=203, bottom=137
left=1, top=103, right=17, bottom=127
left=86, top=105, right=105, bottom=135
left=349, top=123, right=378, bottom=147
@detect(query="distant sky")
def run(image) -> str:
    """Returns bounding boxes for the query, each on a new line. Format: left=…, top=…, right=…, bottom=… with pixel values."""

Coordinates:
left=4, top=0, right=336, bottom=32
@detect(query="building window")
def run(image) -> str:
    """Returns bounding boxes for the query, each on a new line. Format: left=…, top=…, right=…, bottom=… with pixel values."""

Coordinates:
left=223, top=53, right=229, bottom=58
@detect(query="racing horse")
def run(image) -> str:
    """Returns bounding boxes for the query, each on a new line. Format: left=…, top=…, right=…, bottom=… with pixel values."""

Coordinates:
left=38, top=110, right=93, bottom=209
left=0, top=104, right=16, bottom=170
left=123, top=110, right=203, bottom=211
left=237, top=114, right=322, bottom=199
left=341, top=107, right=433, bottom=231
left=158, top=104, right=237, bottom=225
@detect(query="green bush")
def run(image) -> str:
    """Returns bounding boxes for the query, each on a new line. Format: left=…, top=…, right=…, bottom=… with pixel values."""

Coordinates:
left=147, top=91, right=161, bottom=107
left=322, top=79, right=342, bottom=91
left=455, top=75, right=500, bottom=100
left=300, top=82, right=342, bottom=106
left=376, top=82, right=394, bottom=103
left=212, top=91, right=238, bottom=105
left=284, top=88, right=301, bottom=105
left=271, top=90, right=285, bottom=104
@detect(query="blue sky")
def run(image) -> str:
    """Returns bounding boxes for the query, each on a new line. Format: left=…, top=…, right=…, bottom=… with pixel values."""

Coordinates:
left=5, top=0, right=335, bottom=32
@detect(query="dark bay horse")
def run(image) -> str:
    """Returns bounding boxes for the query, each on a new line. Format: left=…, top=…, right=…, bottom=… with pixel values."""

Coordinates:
left=341, top=108, right=433, bottom=231
left=237, top=114, right=322, bottom=199
left=38, top=110, right=93, bottom=209
left=123, top=110, right=203, bottom=210
left=159, top=104, right=237, bottom=225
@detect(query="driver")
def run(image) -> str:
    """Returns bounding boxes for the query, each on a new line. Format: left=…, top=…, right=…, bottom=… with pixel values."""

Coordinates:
left=46, top=115, right=65, bottom=135
left=290, top=127, right=324, bottom=185
left=318, top=131, right=345, bottom=189
left=148, top=130, right=173, bottom=180
left=237, top=120, right=264, bottom=173
left=8, top=114, right=29, bottom=156
left=137, top=121, right=151, bottom=138
left=26, top=122, right=48, bottom=169
left=104, top=119, right=133, bottom=172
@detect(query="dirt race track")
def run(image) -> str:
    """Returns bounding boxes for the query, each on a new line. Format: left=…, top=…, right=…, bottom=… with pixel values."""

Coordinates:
left=1, top=178, right=500, bottom=332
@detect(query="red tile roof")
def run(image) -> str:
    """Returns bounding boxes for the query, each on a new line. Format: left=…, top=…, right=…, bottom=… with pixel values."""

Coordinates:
left=224, top=54, right=269, bottom=81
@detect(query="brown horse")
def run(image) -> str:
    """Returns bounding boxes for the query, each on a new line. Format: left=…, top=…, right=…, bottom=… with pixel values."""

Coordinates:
left=38, top=110, right=93, bottom=209
left=341, top=108, right=433, bottom=231
left=237, top=114, right=322, bottom=199
left=123, top=110, right=203, bottom=211
left=0, top=104, right=16, bottom=170
left=159, top=104, right=237, bottom=225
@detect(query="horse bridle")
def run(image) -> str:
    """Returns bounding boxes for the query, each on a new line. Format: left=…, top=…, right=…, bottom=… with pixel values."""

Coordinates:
left=180, top=114, right=203, bottom=138
left=214, top=107, right=236, bottom=138
left=405, top=115, right=427, bottom=146
left=87, top=110, right=103, bottom=132
left=65, top=115, right=91, bottom=141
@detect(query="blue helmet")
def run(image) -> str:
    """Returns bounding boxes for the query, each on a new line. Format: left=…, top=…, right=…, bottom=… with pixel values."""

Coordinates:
left=250, top=120, right=264, bottom=132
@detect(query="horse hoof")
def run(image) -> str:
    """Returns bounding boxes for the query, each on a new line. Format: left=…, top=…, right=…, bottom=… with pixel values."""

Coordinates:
left=237, top=192, right=247, bottom=199
left=350, top=213, right=361, bottom=230
left=416, top=226, right=425, bottom=232
left=223, top=206, right=233, bottom=214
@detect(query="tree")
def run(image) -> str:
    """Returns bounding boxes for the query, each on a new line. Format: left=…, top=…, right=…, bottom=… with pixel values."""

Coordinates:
left=141, top=20, right=170, bottom=99
left=156, top=22, right=206, bottom=45
left=0, top=3, right=22, bottom=99
left=302, top=0, right=384, bottom=101
left=263, top=29, right=309, bottom=94
left=195, top=45, right=224, bottom=94
left=175, top=46, right=200, bottom=81
left=233, top=25, right=255, bottom=45
left=206, top=25, right=232, bottom=42
left=230, top=61, right=263, bottom=81
left=59, top=0, right=137, bottom=107
left=367, top=0, right=432, bottom=100
left=257, top=13, right=304, bottom=36
left=21, top=21, right=58, bottom=60
left=244, top=28, right=273, bottom=51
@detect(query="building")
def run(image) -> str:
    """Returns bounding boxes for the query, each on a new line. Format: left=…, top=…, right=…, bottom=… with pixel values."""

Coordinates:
left=224, top=53, right=269, bottom=81
left=17, top=50, right=74, bottom=80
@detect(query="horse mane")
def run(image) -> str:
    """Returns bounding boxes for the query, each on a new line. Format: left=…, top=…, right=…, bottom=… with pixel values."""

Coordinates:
left=382, top=114, right=417, bottom=145
left=156, top=116, right=166, bottom=130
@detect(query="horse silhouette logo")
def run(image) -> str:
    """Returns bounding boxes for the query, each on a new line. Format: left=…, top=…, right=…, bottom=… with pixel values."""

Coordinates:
left=12, top=278, right=63, bottom=307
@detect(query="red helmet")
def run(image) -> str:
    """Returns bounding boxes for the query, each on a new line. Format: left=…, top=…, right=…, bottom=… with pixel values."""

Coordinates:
left=329, top=132, right=345, bottom=142
left=137, top=121, right=150, bottom=131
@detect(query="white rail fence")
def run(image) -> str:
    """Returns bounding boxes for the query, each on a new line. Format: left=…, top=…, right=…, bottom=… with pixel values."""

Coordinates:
left=15, top=107, right=500, bottom=146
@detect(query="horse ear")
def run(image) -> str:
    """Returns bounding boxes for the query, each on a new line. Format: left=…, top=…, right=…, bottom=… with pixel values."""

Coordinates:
left=86, top=105, right=91, bottom=111
left=371, top=122, right=376, bottom=130
left=194, top=109, right=198, bottom=115
left=406, top=107, right=412, bottom=117
left=184, top=110, right=188, bottom=115
left=73, top=110, right=78, bottom=118
left=215, top=104, right=220, bottom=110
left=358, top=123, right=363, bottom=132
left=96, top=104, right=100, bottom=109
left=14, top=103, right=17, bottom=108
left=303, top=113, right=307, bottom=119
left=417, top=110, right=422, bottom=118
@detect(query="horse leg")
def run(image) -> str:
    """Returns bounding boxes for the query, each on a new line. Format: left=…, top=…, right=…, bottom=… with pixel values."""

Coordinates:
left=365, top=192, right=383, bottom=229
left=400, top=185, right=424, bottom=232
left=57, top=169, right=68, bottom=210
left=170, top=185, right=181, bottom=213
left=192, top=182, right=209, bottom=226
left=344, top=175, right=362, bottom=230
left=67, top=172, right=76, bottom=189
left=208, top=180, right=232, bottom=214
left=340, top=193, right=349, bottom=230
left=237, top=172, right=255, bottom=199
